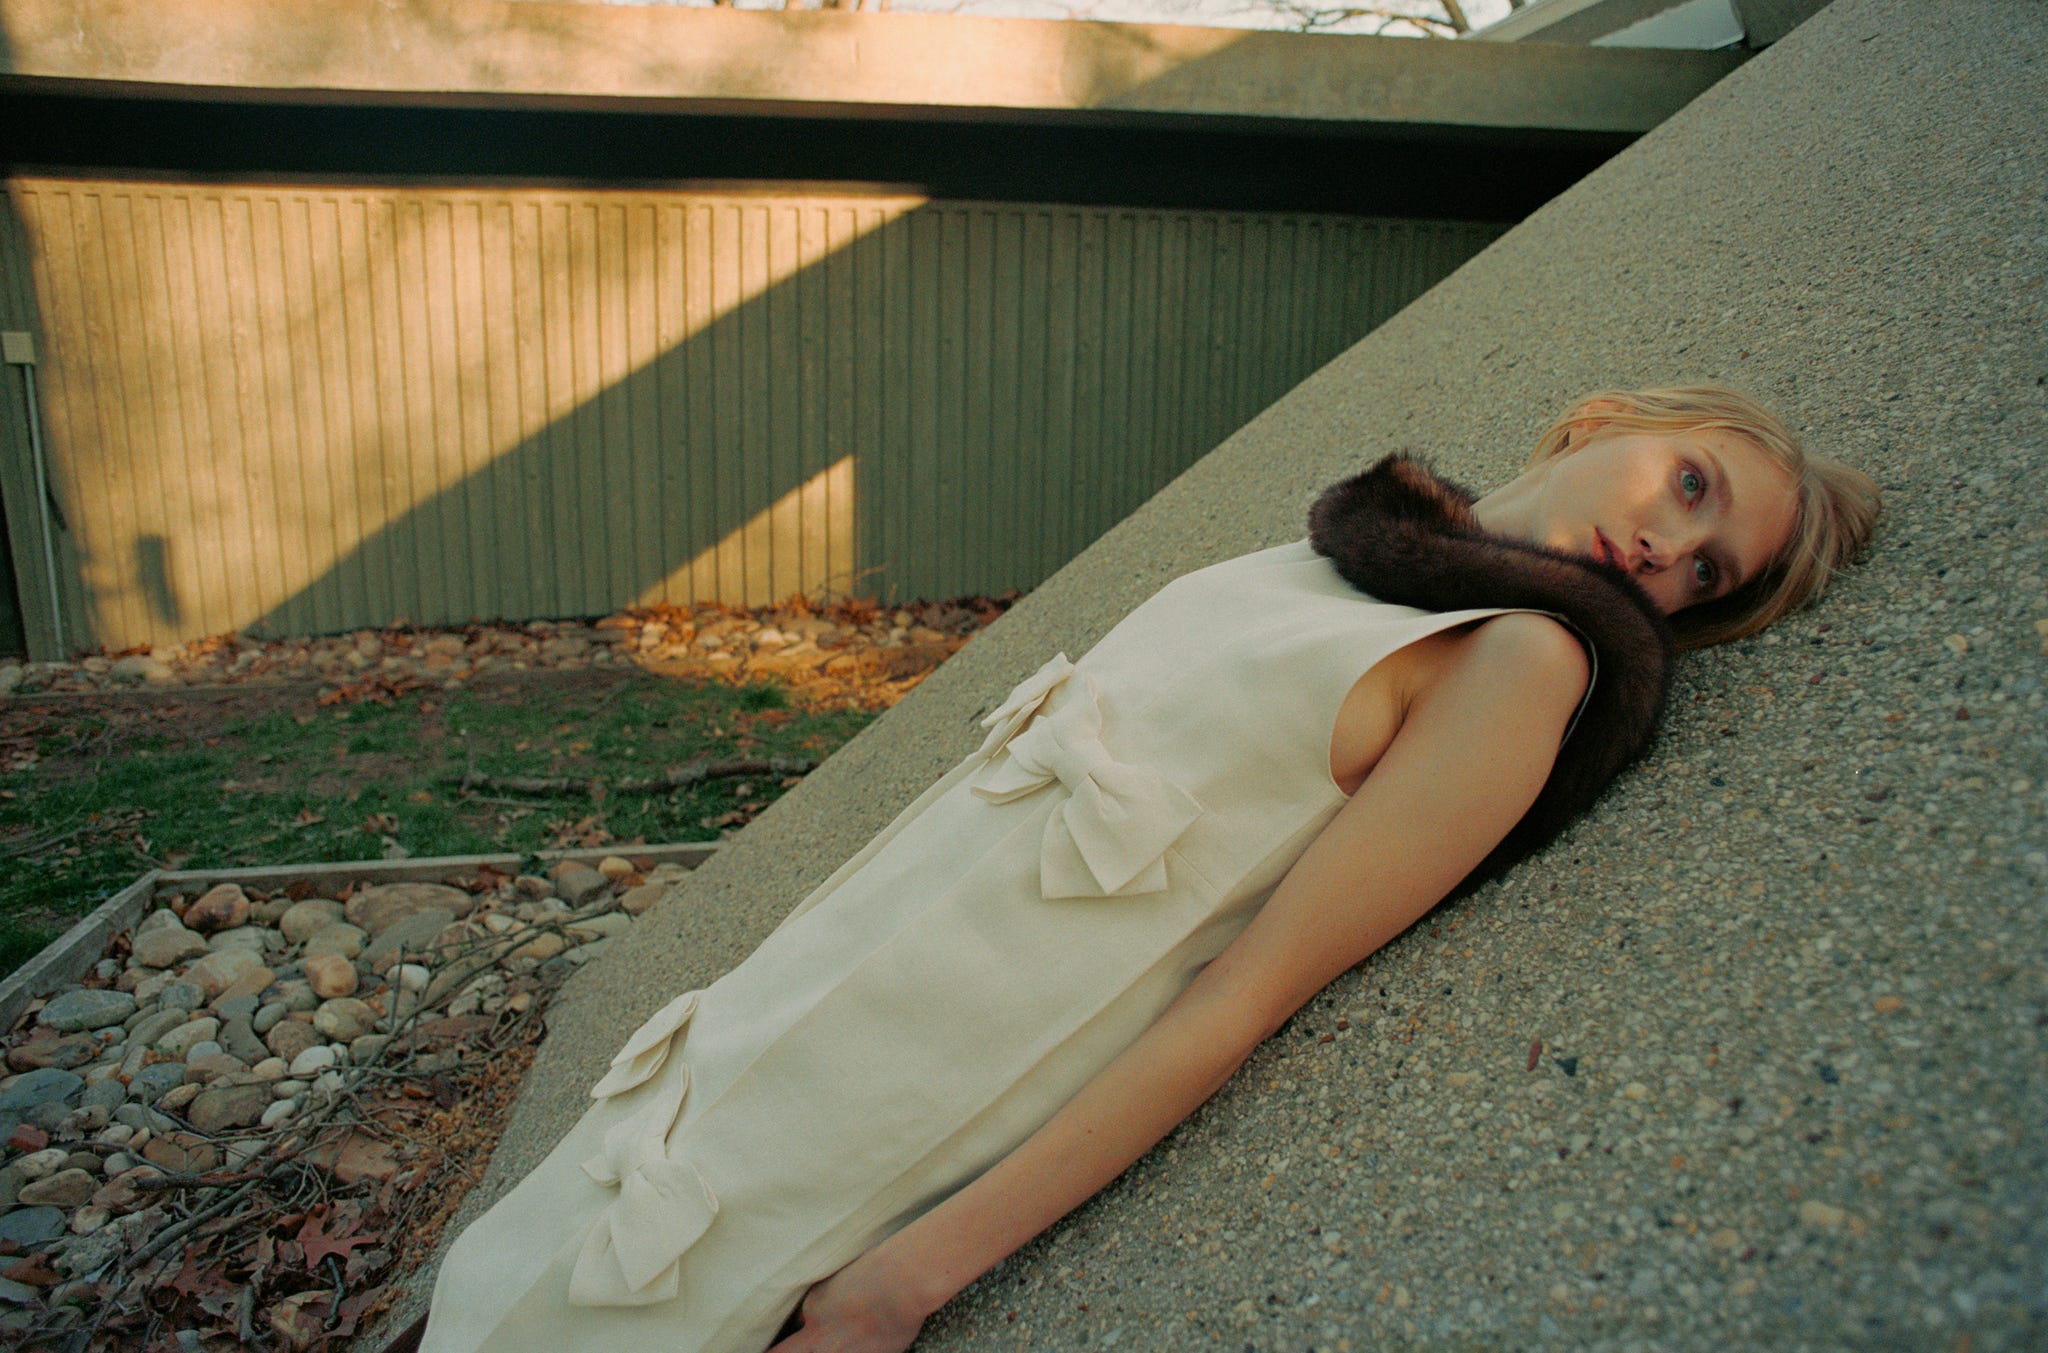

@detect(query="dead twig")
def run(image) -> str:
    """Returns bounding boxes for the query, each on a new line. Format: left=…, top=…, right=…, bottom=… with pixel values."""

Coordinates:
left=449, top=756, right=815, bottom=798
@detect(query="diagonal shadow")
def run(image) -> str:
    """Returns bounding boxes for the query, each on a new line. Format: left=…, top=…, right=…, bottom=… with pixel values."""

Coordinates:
left=0, top=20, right=1557, bottom=653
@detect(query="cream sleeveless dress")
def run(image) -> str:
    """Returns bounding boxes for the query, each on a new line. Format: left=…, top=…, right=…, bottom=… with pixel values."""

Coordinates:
left=421, top=540, right=1560, bottom=1353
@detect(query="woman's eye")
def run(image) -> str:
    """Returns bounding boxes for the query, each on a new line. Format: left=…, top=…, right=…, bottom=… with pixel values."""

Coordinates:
left=1693, top=556, right=1718, bottom=591
left=1679, top=467, right=1707, bottom=501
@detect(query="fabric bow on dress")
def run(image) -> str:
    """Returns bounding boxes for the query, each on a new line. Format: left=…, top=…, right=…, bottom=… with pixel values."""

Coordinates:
left=972, top=654, right=1202, bottom=899
left=570, top=990, right=718, bottom=1306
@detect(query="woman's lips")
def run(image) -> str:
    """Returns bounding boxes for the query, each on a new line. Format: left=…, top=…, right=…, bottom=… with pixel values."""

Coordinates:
left=1593, top=530, right=1623, bottom=570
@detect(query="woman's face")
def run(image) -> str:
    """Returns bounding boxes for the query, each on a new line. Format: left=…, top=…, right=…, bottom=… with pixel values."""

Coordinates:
left=1501, top=427, right=1799, bottom=616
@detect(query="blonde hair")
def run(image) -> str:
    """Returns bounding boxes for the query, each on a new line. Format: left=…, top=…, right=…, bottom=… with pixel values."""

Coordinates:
left=1529, top=385, right=1880, bottom=649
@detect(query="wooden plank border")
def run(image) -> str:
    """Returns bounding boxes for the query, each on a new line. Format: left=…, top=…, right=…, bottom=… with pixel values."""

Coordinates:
left=0, top=841, right=719, bottom=1031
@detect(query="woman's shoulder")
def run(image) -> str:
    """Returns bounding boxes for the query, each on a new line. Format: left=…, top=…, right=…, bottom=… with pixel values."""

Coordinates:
left=1402, top=612, right=1592, bottom=715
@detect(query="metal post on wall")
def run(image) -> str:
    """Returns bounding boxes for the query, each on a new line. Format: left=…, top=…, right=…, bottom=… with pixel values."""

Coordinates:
left=2, top=330, right=63, bottom=656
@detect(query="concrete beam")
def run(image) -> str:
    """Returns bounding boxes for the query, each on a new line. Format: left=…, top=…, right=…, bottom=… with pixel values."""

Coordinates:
left=415, top=0, right=2048, bottom=1346
left=0, top=0, right=1741, bottom=134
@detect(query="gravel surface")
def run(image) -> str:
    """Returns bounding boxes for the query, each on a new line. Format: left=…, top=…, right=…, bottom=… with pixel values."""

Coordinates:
left=0, top=861, right=676, bottom=1346
left=406, top=2, right=2048, bottom=1347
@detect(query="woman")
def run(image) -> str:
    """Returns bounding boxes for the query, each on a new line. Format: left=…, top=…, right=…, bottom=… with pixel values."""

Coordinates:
left=412, top=385, right=1878, bottom=1353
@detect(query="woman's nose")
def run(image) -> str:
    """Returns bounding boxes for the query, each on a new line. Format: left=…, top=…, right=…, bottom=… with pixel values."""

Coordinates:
left=1638, top=518, right=1705, bottom=574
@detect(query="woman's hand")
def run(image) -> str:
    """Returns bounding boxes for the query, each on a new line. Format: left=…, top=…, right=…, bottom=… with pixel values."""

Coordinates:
left=765, top=1250, right=930, bottom=1353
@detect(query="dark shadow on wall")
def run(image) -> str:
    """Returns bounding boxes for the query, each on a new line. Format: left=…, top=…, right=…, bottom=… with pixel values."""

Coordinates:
left=231, top=192, right=1413, bottom=641
left=0, top=21, right=37, bottom=658
left=1, top=19, right=1636, bottom=649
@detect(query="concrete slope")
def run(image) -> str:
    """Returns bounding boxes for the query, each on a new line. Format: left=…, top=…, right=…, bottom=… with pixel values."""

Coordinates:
left=433, top=0, right=2047, bottom=1346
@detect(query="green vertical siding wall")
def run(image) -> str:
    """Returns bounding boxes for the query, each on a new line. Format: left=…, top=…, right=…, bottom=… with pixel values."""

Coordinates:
left=0, top=177, right=1504, bottom=657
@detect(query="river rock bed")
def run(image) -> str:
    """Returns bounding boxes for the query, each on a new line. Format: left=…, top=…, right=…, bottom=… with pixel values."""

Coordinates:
left=0, top=593, right=1011, bottom=705
left=0, top=856, right=683, bottom=1348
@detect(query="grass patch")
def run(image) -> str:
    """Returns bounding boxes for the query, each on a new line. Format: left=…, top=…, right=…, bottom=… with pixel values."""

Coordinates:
left=0, top=671, right=878, bottom=981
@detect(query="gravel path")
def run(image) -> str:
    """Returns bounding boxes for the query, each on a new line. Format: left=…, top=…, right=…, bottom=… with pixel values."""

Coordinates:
left=410, top=2, right=2048, bottom=1347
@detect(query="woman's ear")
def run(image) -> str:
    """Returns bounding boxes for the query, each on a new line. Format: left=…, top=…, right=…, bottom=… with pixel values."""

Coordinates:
left=1561, top=398, right=1629, bottom=453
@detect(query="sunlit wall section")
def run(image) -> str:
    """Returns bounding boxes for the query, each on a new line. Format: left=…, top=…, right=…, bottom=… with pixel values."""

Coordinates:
left=1, top=177, right=1503, bottom=654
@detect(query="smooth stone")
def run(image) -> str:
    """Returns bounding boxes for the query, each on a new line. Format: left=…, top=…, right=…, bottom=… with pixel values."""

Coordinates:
left=213, top=994, right=260, bottom=1023
left=4, top=1031, right=97, bottom=1072
left=264, top=1020, right=320, bottom=1063
left=394, top=963, right=430, bottom=993
left=0, top=1275, right=35, bottom=1304
left=344, top=882, right=474, bottom=934
left=182, top=1040, right=223, bottom=1062
left=128, top=1063, right=187, bottom=1104
left=38, top=990, right=137, bottom=1033
left=157, top=981, right=205, bottom=1013
left=271, top=1079, right=308, bottom=1099
left=0, top=1207, right=65, bottom=1247
left=202, top=926, right=268, bottom=955
left=78, top=1080, right=127, bottom=1113
left=250, top=896, right=294, bottom=926
left=618, top=883, right=665, bottom=916
left=349, top=1034, right=390, bottom=1064
left=126, top=1008, right=189, bottom=1050
left=300, top=923, right=367, bottom=960
left=278, top=898, right=346, bottom=945
left=251, top=1057, right=287, bottom=1080
left=112, top=1104, right=175, bottom=1133
left=14, top=1147, right=68, bottom=1180
left=154, top=1017, right=219, bottom=1058
left=59, top=1103, right=110, bottom=1135
left=252, top=1002, right=287, bottom=1035
left=183, top=1052, right=247, bottom=1085
left=60, top=1151, right=100, bottom=1174
left=129, top=970, right=173, bottom=1004
left=508, top=930, right=565, bottom=963
left=186, top=1084, right=269, bottom=1133
left=210, top=964, right=277, bottom=1007
left=220, top=1017, right=269, bottom=1066
left=100, top=1151, right=137, bottom=1176
left=83, top=1055, right=126, bottom=1081
left=302, top=954, right=359, bottom=999
left=310, top=1070, right=346, bottom=1097
left=184, top=883, right=251, bottom=934
left=183, top=949, right=266, bottom=999
left=223, top=1140, right=264, bottom=1171
left=134, top=907, right=185, bottom=937
left=261, top=979, right=319, bottom=1013
left=312, top=998, right=375, bottom=1042
left=360, top=908, right=456, bottom=971
left=17, top=1168, right=96, bottom=1207
left=0, top=1068, right=84, bottom=1114
left=140, top=1133, right=218, bottom=1174
left=259, top=1099, right=297, bottom=1128
left=158, top=1083, right=201, bottom=1112
left=130, top=926, right=208, bottom=969
left=68, top=1204, right=110, bottom=1235
left=549, top=864, right=611, bottom=906
left=0, top=1165, right=20, bottom=1208
left=288, top=1045, right=339, bottom=1078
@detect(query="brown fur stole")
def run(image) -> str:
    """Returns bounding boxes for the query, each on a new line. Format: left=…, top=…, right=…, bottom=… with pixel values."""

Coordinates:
left=1307, top=454, right=1675, bottom=892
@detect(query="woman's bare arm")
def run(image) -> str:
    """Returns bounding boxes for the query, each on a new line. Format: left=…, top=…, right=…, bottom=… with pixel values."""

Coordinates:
left=770, top=614, right=1591, bottom=1352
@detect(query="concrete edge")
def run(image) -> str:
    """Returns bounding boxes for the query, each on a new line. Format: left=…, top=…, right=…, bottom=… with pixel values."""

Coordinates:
left=0, top=841, right=720, bottom=1031
left=0, top=0, right=1744, bottom=134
